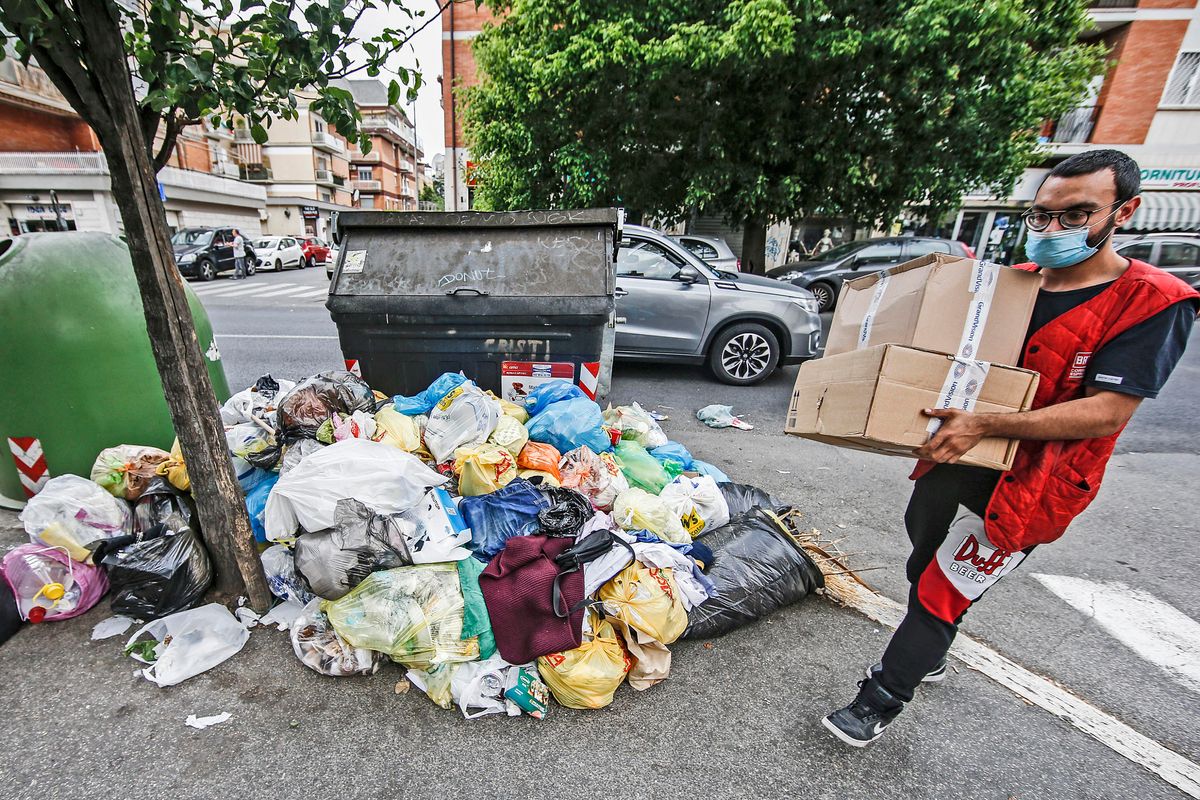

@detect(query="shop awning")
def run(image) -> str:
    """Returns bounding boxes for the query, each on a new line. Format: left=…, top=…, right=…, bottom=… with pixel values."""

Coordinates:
left=1126, top=191, right=1200, bottom=232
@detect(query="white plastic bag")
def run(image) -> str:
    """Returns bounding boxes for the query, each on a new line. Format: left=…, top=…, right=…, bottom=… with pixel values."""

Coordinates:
left=658, top=475, right=731, bottom=537
left=127, top=603, right=250, bottom=688
left=263, top=439, right=447, bottom=541
left=603, top=402, right=668, bottom=449
left=220, top=377, right=296, bottom=425
left=20, top=475, right=130, bottom=561
left=406, top=488, right=473, bottom=564
left=451, top=655, right=523, bottom=719
left=260, top=544, right=315, bottom=605
left=423, top=383, right=501, bottom=464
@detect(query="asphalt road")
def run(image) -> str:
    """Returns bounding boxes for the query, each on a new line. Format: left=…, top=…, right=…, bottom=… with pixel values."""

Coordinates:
left=1, top=264, right=1197, bottom=800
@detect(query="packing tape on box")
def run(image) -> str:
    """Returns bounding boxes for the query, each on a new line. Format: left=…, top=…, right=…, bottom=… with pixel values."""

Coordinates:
left=927, top=357, right=992, bottom=436
left=856, top=272, right=891, bottom=349
left=954, top=260, right=1002, bottom=360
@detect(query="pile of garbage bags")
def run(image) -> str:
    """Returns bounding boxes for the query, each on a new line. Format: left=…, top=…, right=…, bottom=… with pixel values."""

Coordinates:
left=3, top=368, right=826, bottom=718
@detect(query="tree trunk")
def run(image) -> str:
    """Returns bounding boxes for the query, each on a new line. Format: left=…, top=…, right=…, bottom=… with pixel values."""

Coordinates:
left=741, top=217, right=768, bottom=275
left=33, top=0, right=272, bottom=610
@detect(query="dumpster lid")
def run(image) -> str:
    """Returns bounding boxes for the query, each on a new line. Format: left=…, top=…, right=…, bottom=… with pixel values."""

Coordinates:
left=331, top=209, right=618, bottom=298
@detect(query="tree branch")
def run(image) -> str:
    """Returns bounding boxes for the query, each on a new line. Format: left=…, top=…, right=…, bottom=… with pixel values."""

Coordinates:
left=153, top=112, right=182, bottom=172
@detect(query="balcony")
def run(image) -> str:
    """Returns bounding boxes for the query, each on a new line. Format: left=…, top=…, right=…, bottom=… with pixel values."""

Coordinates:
left=239, top=164, right=272, bottom=182
left=315, top=169, right=345, bottom=187
left=1089, top=0, right=1136, bottom=7
left=203, top=121, right=234, bottom=140
left=311, top=131, right=345, bottom=153
left=399, top=159, right=414, bottom=173
left=352, top=179, right=382, bottom=192
left=0, top=151, right=108, bottom=174
left=211, top=160, right=240, bottom=178
left=234, top=128, right=256, bottom=143
left=1049, top=105, right=1097, bottom=144
left=350, top=149, right=381, bottom=163
left=361, top=114, right=413, bottom=143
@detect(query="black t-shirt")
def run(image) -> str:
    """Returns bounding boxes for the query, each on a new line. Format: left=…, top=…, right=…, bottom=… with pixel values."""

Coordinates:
left=1022, top=282, right=1198, bottom=399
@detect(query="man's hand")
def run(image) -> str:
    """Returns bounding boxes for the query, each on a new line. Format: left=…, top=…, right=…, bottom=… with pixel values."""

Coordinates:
left=915, top=408, right=988, bottom=463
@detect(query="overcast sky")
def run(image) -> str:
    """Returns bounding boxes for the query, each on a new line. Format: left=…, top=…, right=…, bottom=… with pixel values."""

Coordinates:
left=355, top=0, right=447, bottom=164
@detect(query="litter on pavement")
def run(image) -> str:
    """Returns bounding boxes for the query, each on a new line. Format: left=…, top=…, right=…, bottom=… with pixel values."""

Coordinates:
left=3, top=369, right=831, bottom=717
left=696, top=404, right=754, bottom=430
left=184, top=712, right=232, bottom=730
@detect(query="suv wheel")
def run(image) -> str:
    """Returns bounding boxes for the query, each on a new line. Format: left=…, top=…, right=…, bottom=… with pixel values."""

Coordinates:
left=304, top=256, right=314, bottom=269
left=197, top=259, right=216, bottom=281
left=245, top=260, right=256, bottom=276
left=708, top=322, right=780, bottom=386
left=809, top=282, right=836, bottom=312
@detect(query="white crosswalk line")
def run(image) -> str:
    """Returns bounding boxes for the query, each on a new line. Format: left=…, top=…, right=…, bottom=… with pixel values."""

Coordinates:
left=194, top=282, right=295, bottom=298
left=291, top=288, right=330, bottom=298
left=1034, top=574, right=1200, bottom=695
left=253, top=286, right=326, bottom=298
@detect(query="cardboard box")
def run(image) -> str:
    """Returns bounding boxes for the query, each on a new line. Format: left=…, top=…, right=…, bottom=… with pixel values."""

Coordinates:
left=785, top=344, right=1039, bottom=471
left=824, top=254, right=1041, bottom=365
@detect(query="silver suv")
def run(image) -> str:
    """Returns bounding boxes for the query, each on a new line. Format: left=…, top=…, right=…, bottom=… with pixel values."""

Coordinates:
left=615, top=225, right=822, bottom=385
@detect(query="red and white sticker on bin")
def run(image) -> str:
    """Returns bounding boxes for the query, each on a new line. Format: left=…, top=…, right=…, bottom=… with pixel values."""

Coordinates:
left=501, top=361, right=576, bottom=406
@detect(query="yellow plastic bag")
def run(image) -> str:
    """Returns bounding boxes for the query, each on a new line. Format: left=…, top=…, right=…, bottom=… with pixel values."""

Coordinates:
left=486, top=391, right=530, bottom=424
left=537, top=615, right=631, bottom=709
left=488, top=414, right=529, bottom=457
left=156, top=438, right=191, bottom=492
left=374, top=407, right=422, bottom=452
left=453, top=443, right=517, bottom=496
left=518, top=468, right=560, bottom=487
left=598, top=561, right=689, bottom=645
left=611, top=488, right=690, bottom=544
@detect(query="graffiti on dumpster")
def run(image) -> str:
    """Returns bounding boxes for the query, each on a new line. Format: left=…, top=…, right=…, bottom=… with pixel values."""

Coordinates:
left=436, top=268, right=499, bottom=289
left=483, top=338, right=550, bottom=357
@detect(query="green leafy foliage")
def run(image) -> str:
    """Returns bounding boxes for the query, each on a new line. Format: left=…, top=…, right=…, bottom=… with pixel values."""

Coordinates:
left=0, top=0, right=429, bottom=165
left=464, top=0, right=1105, bottom=228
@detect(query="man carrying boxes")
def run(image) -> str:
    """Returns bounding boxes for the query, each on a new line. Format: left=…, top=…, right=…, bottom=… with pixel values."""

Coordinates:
left=789, top=150, right=1200, bottom=747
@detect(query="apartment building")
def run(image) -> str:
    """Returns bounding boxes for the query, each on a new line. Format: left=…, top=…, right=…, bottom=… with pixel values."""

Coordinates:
left=441, top=1, right=495, bottom=211
left=953, top=0, right=1200, bottom=261
left=335, top=79, right=425, bottom=212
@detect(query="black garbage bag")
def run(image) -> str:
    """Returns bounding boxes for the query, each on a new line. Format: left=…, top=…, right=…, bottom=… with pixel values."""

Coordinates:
left=683, top=508, right=823, bottom=639
left=715, top=482, right=782, bottom=521
left=0, top=577, right=21, bottom=646
left=132, top=477, right=196, bottom=535
left=99, top=513, right=214, bottom=620
left=293, top=498, right=415, bottom=600
left=536, top=486, right=595, bottom=537
left=277, top=370, right=378, bottom=441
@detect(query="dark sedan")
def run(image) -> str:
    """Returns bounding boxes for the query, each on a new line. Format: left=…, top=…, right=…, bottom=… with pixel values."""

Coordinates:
left=767, top=236, right=975, bottom=311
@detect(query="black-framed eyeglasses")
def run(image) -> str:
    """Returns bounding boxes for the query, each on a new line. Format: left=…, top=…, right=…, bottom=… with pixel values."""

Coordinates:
left=1021, top=199, right=1126, bottom=232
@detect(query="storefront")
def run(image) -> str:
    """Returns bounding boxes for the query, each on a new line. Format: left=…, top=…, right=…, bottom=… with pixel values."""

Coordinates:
left=1124, top=167, right=1200, bottom=233
left=0, top=188, right=120, bottom=235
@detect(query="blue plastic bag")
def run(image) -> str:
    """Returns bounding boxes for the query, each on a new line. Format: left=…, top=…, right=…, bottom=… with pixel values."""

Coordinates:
left=239, top=466, right=274, bottom=493
left=460, top=478, right=549, bottom=560
left=523, top=381, right=584, bottom=417
left=692, top=459, right=731, bottom=483
left=392, top=372, right=468, bottom=416
left=650, top=441, right=695, bottom=472
left=245, top=472, right=280, bottom=542
left=526, top=396, right=611, bottom=455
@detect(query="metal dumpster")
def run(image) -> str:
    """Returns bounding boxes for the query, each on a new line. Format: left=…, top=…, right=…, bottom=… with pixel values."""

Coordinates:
left=327, top=209, right=619, bottom=402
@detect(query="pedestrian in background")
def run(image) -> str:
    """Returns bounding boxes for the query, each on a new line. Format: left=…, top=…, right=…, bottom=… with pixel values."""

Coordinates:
left=822, top=149, right=1199, bottom=748
left=233, top=230, right=247, bottom=279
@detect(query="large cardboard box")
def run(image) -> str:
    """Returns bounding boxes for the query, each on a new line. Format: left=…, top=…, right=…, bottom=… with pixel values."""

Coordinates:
left=824, top=254, right=1042, bottom=365
left=785, top=344, right=1039, bottom=471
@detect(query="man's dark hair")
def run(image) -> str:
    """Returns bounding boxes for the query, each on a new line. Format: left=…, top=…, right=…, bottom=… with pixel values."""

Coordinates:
left=1049, top=149, right=1141, bottom=201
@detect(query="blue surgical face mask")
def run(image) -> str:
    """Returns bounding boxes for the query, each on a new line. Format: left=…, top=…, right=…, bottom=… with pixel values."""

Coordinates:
left=1024, top=206, right=1121, bottom=270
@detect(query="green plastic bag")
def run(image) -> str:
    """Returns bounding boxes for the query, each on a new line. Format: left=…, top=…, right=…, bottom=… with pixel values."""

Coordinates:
left=457, top=556, right=496, bottom=660
left=614, top=440, right=671, bottom=494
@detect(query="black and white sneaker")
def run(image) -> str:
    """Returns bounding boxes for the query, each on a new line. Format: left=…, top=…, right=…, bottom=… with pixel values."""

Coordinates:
left=864, top=659, right=948, bottom=683
left=822, top=678, right=904, bottom=748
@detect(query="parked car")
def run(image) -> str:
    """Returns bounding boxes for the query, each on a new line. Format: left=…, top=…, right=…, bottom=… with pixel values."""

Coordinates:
left=1115, top=234, right=1200, bottom=288
left=326, top=246, right=341, bottom=279
left=674, top=234, right=740, bottom=271
left=171, top=226, right=257, bottom=281
left=254, top=236, right=305, bottom=271
left=616, top=225, right=822, bottom=385
left=766, top=236, right=975, bottom=312
left=300, top=236, right=331, bottom=269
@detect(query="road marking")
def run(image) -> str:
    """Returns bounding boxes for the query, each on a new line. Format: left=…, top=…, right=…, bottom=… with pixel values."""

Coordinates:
left=1034, top=574, right=1200, bottom=695
left=823, top=574, right=1200, bottom=798
left=251, top=286, right=326, bottom=298
left=291, top=287, right=330, bottom=298
left=192, top=283, right=294, bottom=298
left=216, top=334, right=339, bottom=340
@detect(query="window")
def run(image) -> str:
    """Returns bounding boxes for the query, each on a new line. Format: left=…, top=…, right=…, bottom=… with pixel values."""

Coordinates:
left=681, top=239, right=719, bottom=261
left=617, top=238, right=686, bottom=280
left=358, top=194, right=375, bottom=208
left=1159, top=242, right=1199, bottom=268
left=905, top=239, right=951, bottom=258
left=313, top=118, right=325, bottom=133
left=320, top=192, right=332, bottom=203
left=316, top=156, right=329, bottom=171
left=1163, top=52, right=1200, bottom=107
left=1118, top=242, right=1155, bottom=262
left=282, top=238, right=295, bottom=248
left=854, top=241, right=905, bottom=265
left=356, top=167, right=373, bottom=181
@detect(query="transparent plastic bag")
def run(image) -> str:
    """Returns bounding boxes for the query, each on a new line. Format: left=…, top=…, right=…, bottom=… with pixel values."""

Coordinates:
left=658, top=475, right=730, bottom=537
left=424, top=383, right=501, bottom=464
left=261, top=544, right=315, bottom=605
left=126, top=603, right=250, bottom=687
left=220, top=374, right=296, bottom=426
left=488, top=414, right=529, bottom=457
left=290, top=598, right=380, bottom=677
left=91, top=445, right=172, bottom=500
left=293, top=498, right=415, bottom=600
left=453, top=443, right=517, bottom=496
left=322, top=564, right=478, bottom=670
left=612, top=488, right=690, bottom=544
left=279, top=438, right=324, bottom=475
left=537, top=614, right=631, bottom=710
left=559, top=446, right=628, bottom=512
left=277, top=370, right=377, bottom=440
left=20, top=474, right=131, bottom=561
left=613, top=440, right=672, bottom=494
left=603, top=403, right=668, bottom=449
left=1, top=544, right=108, bottom=622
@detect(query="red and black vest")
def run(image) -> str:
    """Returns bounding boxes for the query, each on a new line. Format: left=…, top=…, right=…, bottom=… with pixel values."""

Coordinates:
left=912, top=259, right=1199, bottom=552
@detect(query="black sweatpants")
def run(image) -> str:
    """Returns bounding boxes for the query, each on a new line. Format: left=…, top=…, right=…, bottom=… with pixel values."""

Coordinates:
left=876, top=463, right=1032, bottom=703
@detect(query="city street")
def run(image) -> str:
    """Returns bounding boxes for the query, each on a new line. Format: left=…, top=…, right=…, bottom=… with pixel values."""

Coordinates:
left=1, top=272, right=1197, bottom=799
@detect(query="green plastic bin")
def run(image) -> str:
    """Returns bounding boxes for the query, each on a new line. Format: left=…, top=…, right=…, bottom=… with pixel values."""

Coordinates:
left=0, top=232, right=230, bottom=507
